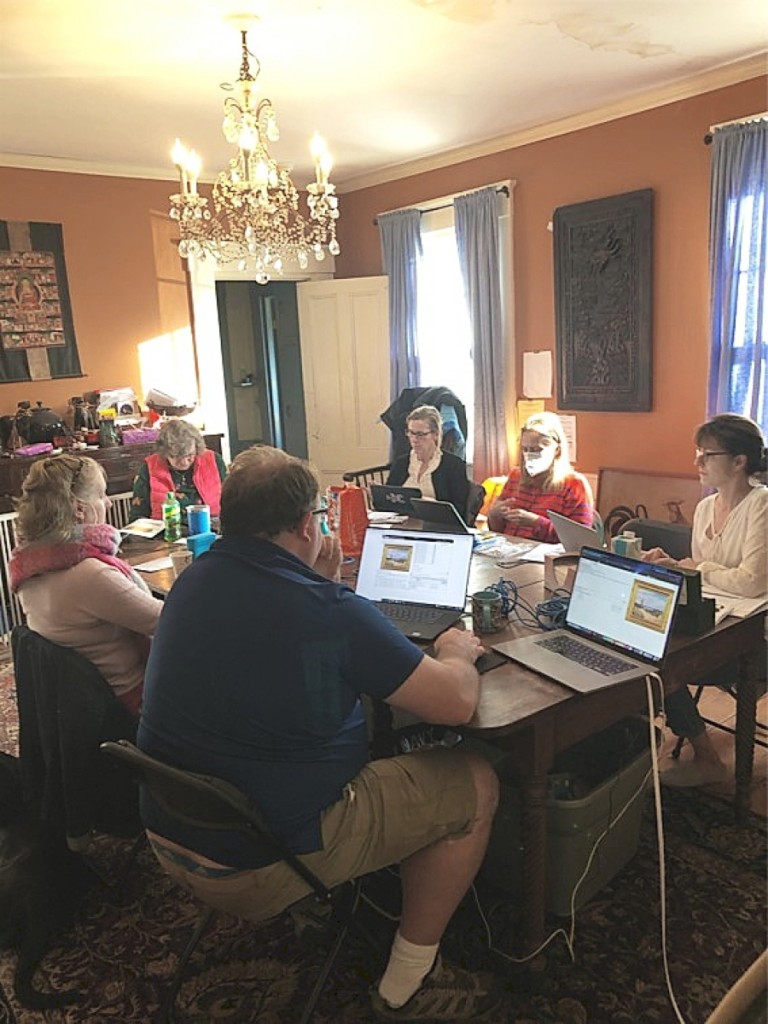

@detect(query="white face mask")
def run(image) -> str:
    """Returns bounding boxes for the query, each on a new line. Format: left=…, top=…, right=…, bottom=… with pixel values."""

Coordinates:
left=523, top=447, right=556, bottom=477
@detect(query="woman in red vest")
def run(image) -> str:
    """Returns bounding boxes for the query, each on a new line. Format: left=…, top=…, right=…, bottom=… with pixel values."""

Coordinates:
left=129, top=419, right=227, bottom=525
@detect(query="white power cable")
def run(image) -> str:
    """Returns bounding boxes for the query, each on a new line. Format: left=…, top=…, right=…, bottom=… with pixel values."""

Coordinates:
left=472, top=675, right=690, bottom=1024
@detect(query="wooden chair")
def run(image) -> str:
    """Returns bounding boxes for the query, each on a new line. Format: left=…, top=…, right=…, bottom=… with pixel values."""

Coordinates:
left=101, top=739, right=369, bottom=1024
left=342, top=464, right=391, bottom=488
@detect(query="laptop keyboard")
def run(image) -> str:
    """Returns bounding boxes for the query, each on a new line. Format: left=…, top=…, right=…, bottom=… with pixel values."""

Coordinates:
left=535, top=634, right=636, bottom=676
left=380, top=602, right=444, bottom=624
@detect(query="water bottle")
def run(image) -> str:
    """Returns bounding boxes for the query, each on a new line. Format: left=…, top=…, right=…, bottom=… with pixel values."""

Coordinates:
left=162, top=491, right=182, bottom=542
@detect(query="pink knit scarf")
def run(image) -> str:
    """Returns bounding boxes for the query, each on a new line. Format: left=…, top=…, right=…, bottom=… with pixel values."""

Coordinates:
left=10, top=523, right=148, bottom=594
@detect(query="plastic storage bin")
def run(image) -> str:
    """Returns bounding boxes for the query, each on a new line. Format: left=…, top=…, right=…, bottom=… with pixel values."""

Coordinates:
left=481, top=719, right=653, bottom=916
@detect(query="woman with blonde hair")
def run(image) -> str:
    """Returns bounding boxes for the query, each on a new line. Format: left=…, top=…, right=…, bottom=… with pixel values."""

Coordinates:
left=130, top=419, right=227, bottom=523
left=487, top=411, right=594, bottom=541
left=10, top=455, right=162, bottom=716
left=386, top=404, right=471, bottom=512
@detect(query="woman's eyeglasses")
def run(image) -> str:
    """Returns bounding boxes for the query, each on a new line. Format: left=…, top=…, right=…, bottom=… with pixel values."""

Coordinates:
left=405, top=429, right=433, bottom=438
left=694, top=449, right=729, bottom=463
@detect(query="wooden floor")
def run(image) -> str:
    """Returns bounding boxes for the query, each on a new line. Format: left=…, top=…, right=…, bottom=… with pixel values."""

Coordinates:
left=659, top=686, right=768, bottom=817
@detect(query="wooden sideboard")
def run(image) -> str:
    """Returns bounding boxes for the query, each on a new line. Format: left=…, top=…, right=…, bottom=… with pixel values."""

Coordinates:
left=0, top=434, right=223, bottom=513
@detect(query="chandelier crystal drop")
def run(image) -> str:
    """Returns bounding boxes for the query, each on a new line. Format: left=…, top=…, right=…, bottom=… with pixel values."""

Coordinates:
left=169, top=28, right=340, bottom=283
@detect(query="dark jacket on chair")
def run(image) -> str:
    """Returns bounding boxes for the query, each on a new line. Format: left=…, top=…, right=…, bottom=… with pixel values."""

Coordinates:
left=12, top=625, right=141, bottom=849
left=387, top=451, right=470, bottom=517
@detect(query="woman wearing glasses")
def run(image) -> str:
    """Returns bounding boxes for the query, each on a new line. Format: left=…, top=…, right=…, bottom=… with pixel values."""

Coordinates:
left=10, top=455, right=163, bottom=717
left=386, top=405, right=471, bottom=513
left=487, top=411, right=594, bottom=541
left=643, top=413, right=767, bottom=787
left=129, top=419, right=227, bottom=524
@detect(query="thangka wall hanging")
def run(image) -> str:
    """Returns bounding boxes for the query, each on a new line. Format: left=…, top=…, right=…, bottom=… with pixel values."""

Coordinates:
left=0, top=221, right=83, bottom=382
left=553, top=189, right=653, bottom=412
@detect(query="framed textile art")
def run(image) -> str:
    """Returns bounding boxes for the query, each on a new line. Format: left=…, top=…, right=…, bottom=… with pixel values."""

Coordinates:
left=0, top=221, right=83, bottom=382
left=553, top=189, right=653, bottom=412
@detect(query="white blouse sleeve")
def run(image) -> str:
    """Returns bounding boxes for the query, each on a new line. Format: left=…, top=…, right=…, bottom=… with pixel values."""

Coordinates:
left=693, top=487, right=768, bottom=598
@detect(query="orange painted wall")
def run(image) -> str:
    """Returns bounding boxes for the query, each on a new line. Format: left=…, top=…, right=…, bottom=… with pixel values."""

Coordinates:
left=0, top=168, right=186, bottom=417
left=334, top=77, right=767, bottom=478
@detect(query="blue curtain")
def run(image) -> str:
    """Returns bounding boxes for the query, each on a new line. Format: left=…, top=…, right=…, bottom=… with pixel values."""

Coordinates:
left=378, top=209, right=422, bottom=399
left=454, top=187, right=508, bottom=481
left=708, top=121, right=768, bottom=434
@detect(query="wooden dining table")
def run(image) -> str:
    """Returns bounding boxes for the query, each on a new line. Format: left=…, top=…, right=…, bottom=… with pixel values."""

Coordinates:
left=121, top=530, right=765, bottom=953
left=460, top=551, right=765, bottom=951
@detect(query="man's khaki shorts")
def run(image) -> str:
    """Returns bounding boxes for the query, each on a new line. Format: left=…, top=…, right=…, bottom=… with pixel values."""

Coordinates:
left=147, top=747, right=478, bottom=923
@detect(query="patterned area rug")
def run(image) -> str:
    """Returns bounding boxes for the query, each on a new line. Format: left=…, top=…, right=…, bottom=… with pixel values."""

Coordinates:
left=0, top=783, right=765, bottom=1024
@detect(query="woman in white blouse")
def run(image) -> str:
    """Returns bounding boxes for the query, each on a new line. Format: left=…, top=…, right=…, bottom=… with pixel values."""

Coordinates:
left=643, top=414, right=767, bottom=786
left=386, top=405, right=470, bottom=513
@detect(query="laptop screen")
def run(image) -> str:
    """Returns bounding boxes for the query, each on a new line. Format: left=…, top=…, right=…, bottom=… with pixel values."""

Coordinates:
left=566, top=547, right=683, bottom=663
left=356, top=529, right=474, bottom=610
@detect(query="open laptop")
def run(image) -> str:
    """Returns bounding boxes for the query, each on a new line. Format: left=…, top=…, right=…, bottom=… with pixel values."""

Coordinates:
left=547, top=510, right=605, bottom=552
left=369, top=483, right=422, bottom=515
left=356, top=527, right=474, bottom=640
left=410, top=498, right=472, bottom=535
left=493, top=546, right=684, bottom=693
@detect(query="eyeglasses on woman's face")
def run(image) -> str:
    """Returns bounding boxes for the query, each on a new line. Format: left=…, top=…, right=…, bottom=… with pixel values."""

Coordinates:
left=694, top=448, right=729, bottom=464
left=405, top=426, right=435, bottom=439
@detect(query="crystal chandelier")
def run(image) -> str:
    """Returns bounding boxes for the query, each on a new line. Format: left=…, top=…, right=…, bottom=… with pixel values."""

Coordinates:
left=169, top=27, right=340, bottom=283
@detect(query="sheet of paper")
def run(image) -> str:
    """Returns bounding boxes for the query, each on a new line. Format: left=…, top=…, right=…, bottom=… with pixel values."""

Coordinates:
left=133, top=556, right=173, bottom=572
left=701, top=589, right=767, bottom=619
left=558, top=413, right=577, bottom=462
left=515, top=398, right=544, bottom=431
left=121, top=518, right=165, bottom=538
left=367, top=511, right=409, bottom=524
left=522, top=351, right=552, bottom=398
left=519, top=542, right=564, bottom=563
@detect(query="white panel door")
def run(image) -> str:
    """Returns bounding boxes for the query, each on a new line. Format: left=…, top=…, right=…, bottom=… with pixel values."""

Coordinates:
left=297, top=276, right=390, bottom=489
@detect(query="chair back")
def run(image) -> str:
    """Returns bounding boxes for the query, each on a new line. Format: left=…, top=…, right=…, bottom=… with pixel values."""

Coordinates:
left=100, top=740, right=333, bottom=901
left=12, top=624, right=140, bottom=849
left=622, top=518, right=692, bottom=560
left=341, top=464, right=391, bottom=488
left=465, top=481, right=486, bottom=527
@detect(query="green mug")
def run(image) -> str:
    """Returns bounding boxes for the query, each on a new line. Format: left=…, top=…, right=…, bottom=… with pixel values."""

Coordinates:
left=471, top=589, right=504, bottom=634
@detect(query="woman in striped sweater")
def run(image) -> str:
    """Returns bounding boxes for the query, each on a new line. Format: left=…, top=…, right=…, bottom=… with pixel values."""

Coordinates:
left=487, top=411, right=594, bottom=542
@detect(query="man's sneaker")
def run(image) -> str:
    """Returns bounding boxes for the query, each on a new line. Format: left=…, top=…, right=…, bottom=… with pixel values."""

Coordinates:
left=370, top=957, right=502, bottom=1022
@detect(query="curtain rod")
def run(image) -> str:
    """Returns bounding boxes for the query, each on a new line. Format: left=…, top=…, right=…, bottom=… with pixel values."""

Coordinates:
left=372, top=184, right=510, bottom=226
left=703, top=111, right=768, bottom=145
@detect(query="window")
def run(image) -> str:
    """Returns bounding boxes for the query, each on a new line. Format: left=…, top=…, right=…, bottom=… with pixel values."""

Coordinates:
left=725, top=189, right=767, bottom=431
left=417, top=207, right=474, bottom=459
left=708, top=122, right=767, bottom=435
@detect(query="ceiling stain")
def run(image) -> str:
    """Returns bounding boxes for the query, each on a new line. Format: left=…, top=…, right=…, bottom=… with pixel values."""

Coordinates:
left=410, top=0, right=499, bottom=26
left=535, top=13, right=678, bottom=59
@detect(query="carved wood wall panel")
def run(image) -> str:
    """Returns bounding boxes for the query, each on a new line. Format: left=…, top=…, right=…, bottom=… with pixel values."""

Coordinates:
left=554, top=189, right=653, bottom=412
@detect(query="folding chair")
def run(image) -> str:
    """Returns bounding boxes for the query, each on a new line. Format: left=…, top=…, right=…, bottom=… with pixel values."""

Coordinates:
left=100, top=739, right=366, bottom=1024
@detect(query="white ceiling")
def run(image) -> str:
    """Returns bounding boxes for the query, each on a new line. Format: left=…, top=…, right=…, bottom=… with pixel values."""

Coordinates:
left=1, top=0, right=766, bottom=192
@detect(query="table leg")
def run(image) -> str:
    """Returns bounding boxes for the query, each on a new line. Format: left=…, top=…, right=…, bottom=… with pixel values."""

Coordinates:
left=734, top=654, right=758, bottom=823
left=520, top=769, right=548, bottom=953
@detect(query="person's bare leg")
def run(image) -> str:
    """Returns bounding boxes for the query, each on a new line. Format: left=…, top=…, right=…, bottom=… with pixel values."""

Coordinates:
left=689, top=728, right=726, bottom=766
left=376, top=753, right=499, bottom=1010
left=663, top=727, right=728, bottom=787
left=398, top=752, right=499, bottom=945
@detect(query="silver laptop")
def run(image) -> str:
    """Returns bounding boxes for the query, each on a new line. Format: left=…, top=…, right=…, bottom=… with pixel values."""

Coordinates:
left=547, top=510, right=605, bottom=552
left=493, top=546, right=684, bottom=693
left=410, top=498, right=471, bottom=535
left=356, top=528, right=474, bottom=640
left=369, top=483, right=422, bottom=514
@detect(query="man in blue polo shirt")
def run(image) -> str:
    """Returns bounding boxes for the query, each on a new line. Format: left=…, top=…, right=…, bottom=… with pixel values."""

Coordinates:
left=138, top=445, right=500, bottom=1023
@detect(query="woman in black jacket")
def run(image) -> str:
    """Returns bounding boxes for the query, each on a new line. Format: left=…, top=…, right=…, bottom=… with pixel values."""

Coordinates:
left=386, top=405, right=470, bottom=513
